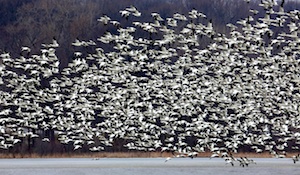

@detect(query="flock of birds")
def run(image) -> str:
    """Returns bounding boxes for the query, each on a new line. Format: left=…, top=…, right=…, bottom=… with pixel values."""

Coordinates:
left=162, top=150, right=259, bottom=167
left=0, top=0, right=300, bottom=164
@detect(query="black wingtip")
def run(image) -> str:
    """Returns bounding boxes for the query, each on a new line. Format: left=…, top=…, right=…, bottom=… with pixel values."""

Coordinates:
left=281, top=0, right=285, bottom=7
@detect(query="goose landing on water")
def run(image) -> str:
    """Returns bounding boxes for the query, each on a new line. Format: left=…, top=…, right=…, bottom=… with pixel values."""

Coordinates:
left=165, top=157, right=172, bottom=162
left=242, top=157, right=256, bottom=164
left=225, top=158, right=235, bottom=166
left=292, top=154, right=300, bottom=164
left=237, top=157, right=256, bottom=167
left=237, top=159, right=248, bottom=167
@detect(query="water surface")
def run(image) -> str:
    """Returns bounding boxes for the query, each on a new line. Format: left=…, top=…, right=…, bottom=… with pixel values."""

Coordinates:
left=0, top=158, right=298, bottom=175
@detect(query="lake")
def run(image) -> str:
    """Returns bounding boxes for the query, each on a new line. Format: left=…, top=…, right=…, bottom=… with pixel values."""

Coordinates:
left=0, top=157, right=298, bottom=175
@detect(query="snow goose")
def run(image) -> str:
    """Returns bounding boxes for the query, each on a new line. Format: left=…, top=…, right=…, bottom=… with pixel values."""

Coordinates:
left=119, top=10, right=131, bottom=20
left=188, top=9, right=199, bottom=19
left=21, top=46, right=31, bottom=53
left=166, top=18, right=177, bottom=27
left=151, top=12, right=164, bottom=21
left=165, top=157, right=172, bottom=162
left=173, top=13, right=187, bottom=21
left=292, top=154, right=299, bottom=163
left=126, top=6, right=141, bottom=17
left=98, top=15, right=111, bottom=25
left=42, top=37, right=59, bottom=48
left=225, top=158, right=235, bottom=166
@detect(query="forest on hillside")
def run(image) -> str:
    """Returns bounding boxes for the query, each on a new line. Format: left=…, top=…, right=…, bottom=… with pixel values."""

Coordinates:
left=1, top=0, right=299, bottom=67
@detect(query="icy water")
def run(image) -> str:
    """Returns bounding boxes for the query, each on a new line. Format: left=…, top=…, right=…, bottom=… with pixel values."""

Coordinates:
left=0, top=158, right=298, bottom=175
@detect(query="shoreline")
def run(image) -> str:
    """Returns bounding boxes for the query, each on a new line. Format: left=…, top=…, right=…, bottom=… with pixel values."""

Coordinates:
left=0, top=151, right=296, bottom=159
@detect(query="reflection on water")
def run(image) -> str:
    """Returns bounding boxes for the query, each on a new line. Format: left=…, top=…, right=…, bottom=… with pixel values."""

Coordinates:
left=0, top=158, right=297, bottom=175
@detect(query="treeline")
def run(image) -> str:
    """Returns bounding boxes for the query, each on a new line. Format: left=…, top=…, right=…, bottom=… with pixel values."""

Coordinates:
left=0, top=0, right=299, bottom=68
